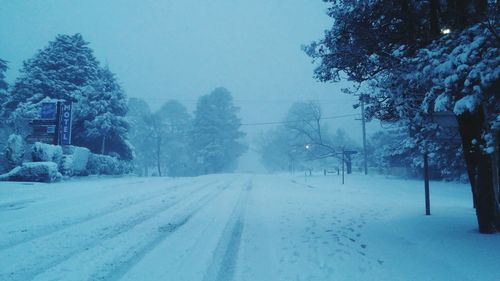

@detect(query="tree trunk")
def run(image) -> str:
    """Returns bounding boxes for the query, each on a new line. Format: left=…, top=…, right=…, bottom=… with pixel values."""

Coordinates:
left=474, top=0, right=487, bottom=20
left=429, top=0, right=441, bottom=36
left=156, top=137, right=162, bottom=177
left=455, top=0, right=469, bottom=29
left=101, top=135, right=106, bottom=155
left=457, top=107, right=500, bottom=233
left=398, top=0, right=416, bottom=44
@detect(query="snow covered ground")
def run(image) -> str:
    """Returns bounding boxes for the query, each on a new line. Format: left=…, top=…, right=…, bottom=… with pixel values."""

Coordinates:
left=0, top=173, right=498, bottom=281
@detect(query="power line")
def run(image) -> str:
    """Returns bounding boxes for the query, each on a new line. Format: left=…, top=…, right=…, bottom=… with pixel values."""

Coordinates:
left=239, top=113, right=360, bottom=126
left=0, top=113, right=361, bottom=127
left=140, top=97, right=356, bottom=104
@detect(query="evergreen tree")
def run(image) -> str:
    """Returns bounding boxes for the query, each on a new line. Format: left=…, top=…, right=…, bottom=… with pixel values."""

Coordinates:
left=156, top=100, right=192, bottom=177
left=127, top=98, right=155, bottom=175
left=0, top=58, right=11, bottom=155
left=190, top=87, right=246, bottom=174
left=6, top=34, right=132, bottom=160
left=6, top=34, right=99, bottom=117
left=0, top=58, right=8, bottom=103
left=307, top=0, right=499, bottom=233
left=74, top=67, right=132, bottom=160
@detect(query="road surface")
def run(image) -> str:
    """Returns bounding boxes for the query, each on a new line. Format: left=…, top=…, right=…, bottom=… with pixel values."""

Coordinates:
left=0, top=173, right=498, bottom=281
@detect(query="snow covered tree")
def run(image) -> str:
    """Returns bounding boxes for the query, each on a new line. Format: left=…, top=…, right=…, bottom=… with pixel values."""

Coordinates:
left=367, top=127, right=466, bottom=180
left=307, top=0, right=499, bottom=233
left=73, top=67, right=132, bottom=160
left=145, top=111, right=166, bottom=176
left=156, top=100, right=192, bottom=177
left=257, top=102, right=357, bottom=173
left=0, top=58, right=11, bottom=155
left=257, top=126, right=307, bottom=173
left=6, top=34, right=99, bottom=119
left=5, top=34, right=132, bottom=160
left=285, top=102, right=359, bottom=172
left=0, top=58, right=8, bottom=106
left=127, top=98, right=155, bottom=176
left=128, top=99, right=192, bottom=177
left=190, top=87, right=246, bottom=174
left=285, top=101, right=334, bottom=158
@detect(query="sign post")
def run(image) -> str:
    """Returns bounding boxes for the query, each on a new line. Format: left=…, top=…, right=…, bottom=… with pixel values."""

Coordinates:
left=58, top=101, right=73, bottom=145
left=27, top=101, right=73, bottom=145
left=28, top=102, right=57, bottom=144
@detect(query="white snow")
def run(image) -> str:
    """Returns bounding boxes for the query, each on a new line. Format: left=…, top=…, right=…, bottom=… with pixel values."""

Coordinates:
left=32, top=142, right=62, bottom=164
left=2, top=162, right=61, bottom=183
left=453, top=94, right=480, bottom=115
left=433, top=93, right=449, bottom=112
left=61, top=146, right=90, bottom=176
left=0, top=173, right=498, bottom=281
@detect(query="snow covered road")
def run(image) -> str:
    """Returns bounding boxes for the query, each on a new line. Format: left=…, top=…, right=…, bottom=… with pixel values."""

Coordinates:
left=1, top=173, right=499, bottom=281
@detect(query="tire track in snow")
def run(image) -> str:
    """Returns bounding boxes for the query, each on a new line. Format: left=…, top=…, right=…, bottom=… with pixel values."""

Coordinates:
left=0, top=178, right=173, bottom=228
left=0, top=179, right=154, bottom=218
left=0, top=179, right=226, bottom=281
left=203, top=179, right=252, bottom=281
left=0, top=179, right=203, bottom=251
left=78, top=177, right=241, bottom=281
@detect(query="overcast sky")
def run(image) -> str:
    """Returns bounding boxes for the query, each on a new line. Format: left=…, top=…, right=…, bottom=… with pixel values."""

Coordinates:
left=0, top=0, right=378, bottom=171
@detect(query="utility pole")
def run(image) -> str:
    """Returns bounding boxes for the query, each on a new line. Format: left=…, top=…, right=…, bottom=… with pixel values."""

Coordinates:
left=360, top=97, right=368, bottom=175
left=342, top=147, right=345, bottom=185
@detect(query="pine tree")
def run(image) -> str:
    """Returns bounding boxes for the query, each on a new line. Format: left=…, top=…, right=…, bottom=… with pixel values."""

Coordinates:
left=307, top=0, right=499, bottom=233
left=156, top=100, right=192, bottom=177
left=190, top=87, right=246, bottom=174
left=0, top=58, right=8, bottom=99
left=127, top=98, right=155, bottom=175
left=0, top=58, right=11, bottom=157
left=6, top=34, right=133, bottom=160
left=74, top=66, right=132, bottom=160
left=6, top=34, right=99, bottom=117
left=0, top=58, right=8, bottom=120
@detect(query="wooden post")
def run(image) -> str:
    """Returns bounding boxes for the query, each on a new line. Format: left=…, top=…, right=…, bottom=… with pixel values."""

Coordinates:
left=424, top=151, right=431, bottom=215
left=361, top=98, right=368, bottom=175
left=53, top=101, right=62, bottom=145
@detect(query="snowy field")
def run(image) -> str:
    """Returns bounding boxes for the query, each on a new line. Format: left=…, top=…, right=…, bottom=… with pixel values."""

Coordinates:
left=0, top=173, right=499, bottom=281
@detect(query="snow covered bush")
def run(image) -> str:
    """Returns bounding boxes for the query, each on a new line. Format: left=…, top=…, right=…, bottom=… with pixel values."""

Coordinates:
left=31, top=142, right=63, bottom=165
left=60, top=146, right=90, bottom=176
left=4, top=134, right=25, bottom=170
left=86, top=153, right=132, bottom=175
left=1, top=162, right=61, bottom=183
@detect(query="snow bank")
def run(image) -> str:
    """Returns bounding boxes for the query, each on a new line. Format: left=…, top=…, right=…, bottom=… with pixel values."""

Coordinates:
left=1, top=162, right=61, bottom=183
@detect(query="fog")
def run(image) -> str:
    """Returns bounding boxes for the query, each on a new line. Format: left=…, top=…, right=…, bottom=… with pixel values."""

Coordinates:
left=0, top=0, right=378, bottom=172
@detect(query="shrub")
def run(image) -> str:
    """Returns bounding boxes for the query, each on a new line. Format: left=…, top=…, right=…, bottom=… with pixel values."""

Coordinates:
left=61, top=146, right=90, bottom=176
left=86, top=153, right=132, bottom=175
left=4, top=134, right=24, bottom=169
left=31, top=142, right=63, bottom=165
left=1, top=162, right=62, bottom=183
